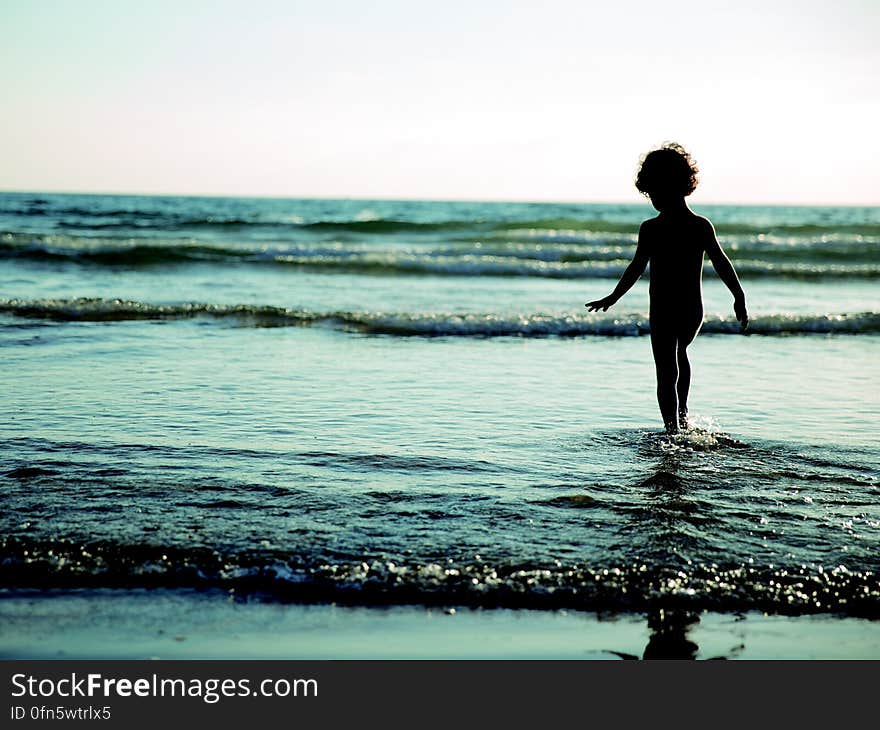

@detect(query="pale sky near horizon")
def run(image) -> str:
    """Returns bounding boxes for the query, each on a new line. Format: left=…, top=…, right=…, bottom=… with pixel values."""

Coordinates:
left=1, top=0, right=877, bottom=204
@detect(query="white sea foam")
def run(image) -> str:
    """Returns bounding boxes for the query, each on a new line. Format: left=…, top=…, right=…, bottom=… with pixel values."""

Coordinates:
left=1, top=298, right=878, bottom=337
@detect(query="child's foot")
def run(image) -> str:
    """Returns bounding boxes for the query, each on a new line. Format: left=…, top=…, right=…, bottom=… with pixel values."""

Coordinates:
left=679, top=411, right=689, bottom=430
left=665, top=420, right=680, bottom=436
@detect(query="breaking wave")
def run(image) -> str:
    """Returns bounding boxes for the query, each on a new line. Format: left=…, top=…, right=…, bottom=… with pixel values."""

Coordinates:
left=2, top=298, right=878, bottom=337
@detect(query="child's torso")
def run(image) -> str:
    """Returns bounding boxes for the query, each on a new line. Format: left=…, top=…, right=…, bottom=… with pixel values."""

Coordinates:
left=645, top=214, right=707, bottom=317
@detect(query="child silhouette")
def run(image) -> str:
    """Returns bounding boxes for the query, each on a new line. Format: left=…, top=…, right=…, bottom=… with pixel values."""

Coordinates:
left=587, top=143, right=748, bottom=434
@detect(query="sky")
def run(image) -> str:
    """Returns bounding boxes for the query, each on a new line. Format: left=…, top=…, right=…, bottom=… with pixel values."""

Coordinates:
left=1, top=0, right=878, bottom=204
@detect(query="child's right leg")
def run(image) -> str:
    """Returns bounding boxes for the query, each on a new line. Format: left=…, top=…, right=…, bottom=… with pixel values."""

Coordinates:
left=675, top=317, right=702, bottom=430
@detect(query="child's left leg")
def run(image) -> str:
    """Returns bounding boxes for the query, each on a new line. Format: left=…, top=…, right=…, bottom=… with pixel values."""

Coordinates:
left=676, top=343, right=691, bottom=427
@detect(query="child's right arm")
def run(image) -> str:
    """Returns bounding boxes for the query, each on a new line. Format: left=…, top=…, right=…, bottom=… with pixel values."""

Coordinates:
left=586, top=222, right=650, bottom=311
left=703, top=220, right=748, bottom=329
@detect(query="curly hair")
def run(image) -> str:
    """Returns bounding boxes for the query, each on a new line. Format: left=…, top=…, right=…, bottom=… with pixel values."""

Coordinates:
left=635, top=142, right=699, bottom=197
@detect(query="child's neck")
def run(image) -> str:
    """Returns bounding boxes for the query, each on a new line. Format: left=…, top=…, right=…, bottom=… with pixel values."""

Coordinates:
left=657, top=198, right=690, bottom=216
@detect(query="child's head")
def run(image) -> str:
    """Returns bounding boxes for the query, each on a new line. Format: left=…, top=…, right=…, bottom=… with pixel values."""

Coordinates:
left=635, top=142, right=699, bottom=202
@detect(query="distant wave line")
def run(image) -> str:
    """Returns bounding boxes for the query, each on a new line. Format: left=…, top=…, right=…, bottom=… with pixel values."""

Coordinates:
left=2, top=237, right=877, bottom=279
left=5, top=205, right=880, bottom=237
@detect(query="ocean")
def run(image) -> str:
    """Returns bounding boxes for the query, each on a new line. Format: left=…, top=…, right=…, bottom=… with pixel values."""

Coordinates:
left=1, top=192, right=878, bottom=623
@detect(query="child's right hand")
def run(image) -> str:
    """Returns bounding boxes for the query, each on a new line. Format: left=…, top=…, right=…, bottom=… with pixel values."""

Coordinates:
left=734, top=297, right=749, bottom=331
left=586, top=295, right=617, bottom=312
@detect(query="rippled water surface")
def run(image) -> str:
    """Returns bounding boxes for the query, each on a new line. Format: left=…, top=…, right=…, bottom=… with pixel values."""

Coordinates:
left=1, top=193, right=878, bottom=616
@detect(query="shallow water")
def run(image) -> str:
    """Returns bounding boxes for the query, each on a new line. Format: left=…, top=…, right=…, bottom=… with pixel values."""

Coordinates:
left=1, top=193, right=878, bottom=616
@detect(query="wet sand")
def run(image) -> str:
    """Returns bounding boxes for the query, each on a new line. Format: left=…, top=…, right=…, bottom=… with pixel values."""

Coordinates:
left=2, top=589, right=878, bottom=660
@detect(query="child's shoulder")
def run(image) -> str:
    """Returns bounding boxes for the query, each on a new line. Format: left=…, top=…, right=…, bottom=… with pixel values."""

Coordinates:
left=691, top=213, right=715, bottom=231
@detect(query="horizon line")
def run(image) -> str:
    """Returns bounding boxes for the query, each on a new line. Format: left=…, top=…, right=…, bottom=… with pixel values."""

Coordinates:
left=1, top=187, right=877, bottom=209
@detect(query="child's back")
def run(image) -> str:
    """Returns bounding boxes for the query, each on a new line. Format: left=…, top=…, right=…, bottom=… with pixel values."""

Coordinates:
left=642, top=210, right=707, bottom=320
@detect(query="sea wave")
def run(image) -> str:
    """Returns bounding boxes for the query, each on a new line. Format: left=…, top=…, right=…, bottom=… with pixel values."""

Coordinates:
left=1, top=535, right=878, bottom=616
left=6, top=201, right=880, bottom=238
left=492, top=219, right=880, bottom=238
left=2, top=298, right=878, bottom=336
left=2, top=235, right=877, bottom=279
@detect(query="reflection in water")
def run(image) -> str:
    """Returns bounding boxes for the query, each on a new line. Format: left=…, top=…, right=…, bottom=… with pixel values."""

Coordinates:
left=629, top=441, right=702, bottom=574
left=643, top=608, right=700, bottom=659
left=642, top=447, right=701, bottom=658
left=614, top=440, right=725, bottom=659
left=625, top=607, right=746, bottom=660
left=608, top=608, right=702, bottom=660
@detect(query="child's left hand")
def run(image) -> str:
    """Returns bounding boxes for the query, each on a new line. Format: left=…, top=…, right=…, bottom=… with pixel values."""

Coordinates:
left=586, top=295, right=617, bottom=312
